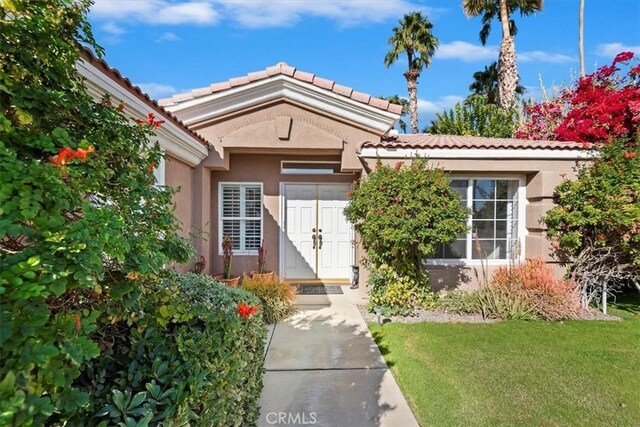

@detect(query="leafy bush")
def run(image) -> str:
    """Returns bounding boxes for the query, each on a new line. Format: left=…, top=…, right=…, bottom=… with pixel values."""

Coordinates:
left=368, top=265, right=435, bottom=316
left=241, top=274, right=297, bottom=324
left=73, top=272, right=266, bottom=427
left=345, top=158, right=469, bottom=280
left=425, top=95, right=519, bottom=137
left=491, top=258, right=582, bottom=320
left=1, top=2, right=193, bottom=424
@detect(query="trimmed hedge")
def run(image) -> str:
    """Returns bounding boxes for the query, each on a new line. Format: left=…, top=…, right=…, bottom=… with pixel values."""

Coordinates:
left=71, top=273, right=266, bottom=426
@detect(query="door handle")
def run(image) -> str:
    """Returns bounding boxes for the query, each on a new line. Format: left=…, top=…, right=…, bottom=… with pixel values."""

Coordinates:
left=318, top=233, right=323, bottom=249
left=312, top=233, right=317, bottom=249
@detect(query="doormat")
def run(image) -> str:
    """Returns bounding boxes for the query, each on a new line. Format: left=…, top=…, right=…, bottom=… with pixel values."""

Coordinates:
left=296, top=285, right=344, bottom=295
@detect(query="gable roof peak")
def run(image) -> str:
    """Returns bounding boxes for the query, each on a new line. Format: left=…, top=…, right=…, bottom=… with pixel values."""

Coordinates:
left=159, top=63, right=403, bottom=116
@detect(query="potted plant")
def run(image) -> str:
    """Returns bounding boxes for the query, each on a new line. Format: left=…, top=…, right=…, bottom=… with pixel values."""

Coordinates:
left=214, top=234, right=241, bottom=287
left=251, top=242, right=274, bottom=280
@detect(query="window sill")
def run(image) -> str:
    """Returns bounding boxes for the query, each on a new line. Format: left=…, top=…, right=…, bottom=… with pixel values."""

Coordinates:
left=425, top=259, right=519, bottom=267
left=218, top=251, right=259, bottom=256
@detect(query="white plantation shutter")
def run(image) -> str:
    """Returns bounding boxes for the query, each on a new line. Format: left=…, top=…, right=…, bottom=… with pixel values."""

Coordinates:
left=220, top=183, right=263, bottom=254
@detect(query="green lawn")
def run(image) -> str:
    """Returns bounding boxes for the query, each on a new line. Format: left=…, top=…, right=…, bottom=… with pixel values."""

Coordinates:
left=370, top=294, right=640, bottom=427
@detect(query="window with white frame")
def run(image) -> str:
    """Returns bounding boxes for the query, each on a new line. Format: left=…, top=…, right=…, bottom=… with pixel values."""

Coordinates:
left=219, top=183, right=263, bottom=255
left=430, top=178, right=522, bottom=261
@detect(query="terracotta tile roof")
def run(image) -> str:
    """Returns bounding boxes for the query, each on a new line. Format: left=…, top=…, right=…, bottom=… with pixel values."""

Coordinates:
left=361, top=134, right=588, bottom=151
left=80, top=48, right=210, bottom=147
left=159, top=62, right=404, bottom=115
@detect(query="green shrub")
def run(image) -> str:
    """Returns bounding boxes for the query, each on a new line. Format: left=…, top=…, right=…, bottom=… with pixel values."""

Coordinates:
left=0, top=2, right=193, bottom=424
left=426, top=95, right=519, bottom=137
left=474, top=286, right=537, bottom=320
left=368, top=264, right=435, bottom=316
left=241, top=274, right=297, bottom=324
left=73, top=272, right=266, bottom=427
left=344, top=158, right=469, bottom=280
left=435, top=290, right=479, bottom=314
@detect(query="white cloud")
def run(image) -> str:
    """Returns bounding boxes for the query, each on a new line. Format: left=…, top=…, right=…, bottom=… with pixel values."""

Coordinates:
left=214, top=0, right=444, bottom=28
left=596, top=42, right=640, bottom=57
left=156, top=32, right=180, bottom=42
left=519, top=51, right=573, bottom=63
left=101, top=21, right=125, bottom=35
left=92, top=1, right=219, bottom=25
left=136, top=83, right=177, bottom=99
left=91, top=0, right=446, bottom=29
left=436, top=41, right=498, bottom=62
left=436, top=41, right=574, bottom=63
left=417, top=95, right=464, bottom=114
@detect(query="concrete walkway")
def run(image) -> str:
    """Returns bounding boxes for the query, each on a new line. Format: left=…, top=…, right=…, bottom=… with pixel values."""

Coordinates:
left=258, top=287, right=418, bottom=427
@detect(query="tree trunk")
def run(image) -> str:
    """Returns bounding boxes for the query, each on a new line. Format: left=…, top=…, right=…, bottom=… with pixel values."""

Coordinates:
left=405, top=70, right=420, bottom=133
left=497, top=0, right=518, bottom=110
left=579, top=0, right=585, bottom=77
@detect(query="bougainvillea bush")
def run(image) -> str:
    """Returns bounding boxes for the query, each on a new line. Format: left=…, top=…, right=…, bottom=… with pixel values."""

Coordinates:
left=1, top=1, right=266, bottom=425
left=515, top=52, right=640, bottom=142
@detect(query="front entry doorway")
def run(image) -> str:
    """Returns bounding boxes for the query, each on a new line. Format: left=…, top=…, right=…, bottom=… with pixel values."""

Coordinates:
left=282, top=183, right=352, bottom=281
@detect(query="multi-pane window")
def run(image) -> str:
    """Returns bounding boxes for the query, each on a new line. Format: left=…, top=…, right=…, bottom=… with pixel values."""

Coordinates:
left=219, top=183, right=262, bottom=254
left=431, top=178, right=521, bottom=261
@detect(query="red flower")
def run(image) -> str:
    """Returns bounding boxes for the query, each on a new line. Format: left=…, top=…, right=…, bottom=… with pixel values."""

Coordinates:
left=624, top=151, right=637, bottom=160
left=237, top=302, right=260, bottom=319
left=613, top=51, right=634, bottom=64
left=136, top=112, right=165, bottom=129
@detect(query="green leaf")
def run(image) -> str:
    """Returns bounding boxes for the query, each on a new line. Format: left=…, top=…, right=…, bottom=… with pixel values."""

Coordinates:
left=0, top=371, right=16, bottom=398
left=128, top=392, right=147, bottom=411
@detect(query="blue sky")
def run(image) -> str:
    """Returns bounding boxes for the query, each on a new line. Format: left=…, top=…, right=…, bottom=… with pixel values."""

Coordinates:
left=89, top=0, right=640, bottom=127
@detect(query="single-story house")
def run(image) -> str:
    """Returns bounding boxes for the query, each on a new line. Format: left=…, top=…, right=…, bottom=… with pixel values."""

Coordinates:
left=80, top=52, right=591, bottom=292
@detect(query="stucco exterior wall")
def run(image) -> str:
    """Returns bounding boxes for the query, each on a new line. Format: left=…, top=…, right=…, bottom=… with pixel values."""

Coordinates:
left=165, top=156, right=194, bottom=273
left=209, top=154, right=358, bottom=278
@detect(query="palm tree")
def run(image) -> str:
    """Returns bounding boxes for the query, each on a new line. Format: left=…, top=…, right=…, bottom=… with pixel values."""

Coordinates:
left=381, top=95, right=409, bottom=132
left=579, top=0, right=585, bottom=77
left=469, top=61, right=525, bottom=104
left=463, top=0, right=543, bottom=110
left=384, top=12, right=439, bottom=134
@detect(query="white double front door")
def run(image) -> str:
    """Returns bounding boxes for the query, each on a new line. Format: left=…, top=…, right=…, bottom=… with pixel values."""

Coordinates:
left=282, top=183, right=352, bottom=280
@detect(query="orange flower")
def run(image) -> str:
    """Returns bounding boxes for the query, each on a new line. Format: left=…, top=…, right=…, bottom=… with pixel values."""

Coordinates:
left=71, top=145, right=95, bottom=162
left=136, top=112, right=165, bottom=129
left=50, top=146, right=94, bottom=167
left=147, top=162, right=156, bottom=174
left=237, top=302, right=260, bottom=319
left=623, top=151, right=637, bottom=160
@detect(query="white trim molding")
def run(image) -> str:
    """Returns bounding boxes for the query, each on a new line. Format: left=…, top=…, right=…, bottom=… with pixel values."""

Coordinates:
left=359, top=147, right=596, bottom=160
left=165, top=75, right=398, bottom=133
left=425, top=176, right=527, bottom=267
left=76, top=59, right=208, bottom=167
